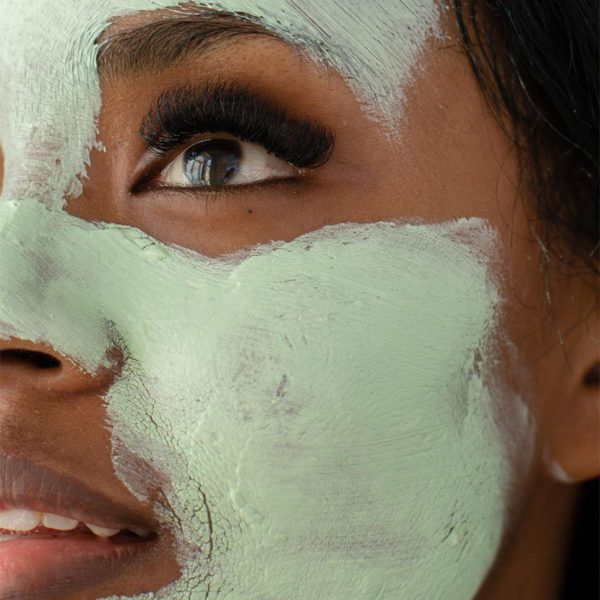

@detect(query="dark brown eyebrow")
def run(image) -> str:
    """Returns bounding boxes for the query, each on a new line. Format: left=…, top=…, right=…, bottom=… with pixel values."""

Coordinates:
left=97, top=11, right=279, bottom=79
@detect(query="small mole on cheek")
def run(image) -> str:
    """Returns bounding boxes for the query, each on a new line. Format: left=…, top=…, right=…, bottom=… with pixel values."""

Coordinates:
left=247, top=209, right=253, bottom=214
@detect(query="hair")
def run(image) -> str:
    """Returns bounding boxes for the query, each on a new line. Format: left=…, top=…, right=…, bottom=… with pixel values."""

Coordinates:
left=452, top=4, right=599, bottom=596
left=452, top=1, right=599, bottom=279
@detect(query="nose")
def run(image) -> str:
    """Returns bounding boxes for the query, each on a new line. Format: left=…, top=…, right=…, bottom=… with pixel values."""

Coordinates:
left=0, top=336, right=119, bottom=395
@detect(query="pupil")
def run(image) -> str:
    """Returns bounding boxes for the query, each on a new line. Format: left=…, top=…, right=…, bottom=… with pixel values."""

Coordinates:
left=183, top=139, right=241, bottom=186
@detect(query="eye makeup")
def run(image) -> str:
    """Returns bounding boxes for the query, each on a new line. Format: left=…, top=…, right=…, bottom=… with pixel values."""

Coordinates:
left=140, top=82, right=335, bottom=170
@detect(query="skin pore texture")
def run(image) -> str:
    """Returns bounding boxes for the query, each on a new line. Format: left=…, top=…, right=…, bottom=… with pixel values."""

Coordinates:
left=4, top=1, right=594, bottom=599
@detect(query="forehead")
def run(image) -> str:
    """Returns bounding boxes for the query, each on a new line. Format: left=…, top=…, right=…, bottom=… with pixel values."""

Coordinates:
left=0, top=1, right=438, bottom=206
left=1, top=0, right=439, bottom=113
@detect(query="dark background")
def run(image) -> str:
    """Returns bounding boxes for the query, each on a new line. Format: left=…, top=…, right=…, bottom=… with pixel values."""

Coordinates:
left=561, top=478, right=599, bottom=599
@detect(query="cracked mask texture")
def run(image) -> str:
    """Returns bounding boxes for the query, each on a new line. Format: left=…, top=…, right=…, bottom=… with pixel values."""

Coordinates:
left=0, top=201, right=531, bottom=599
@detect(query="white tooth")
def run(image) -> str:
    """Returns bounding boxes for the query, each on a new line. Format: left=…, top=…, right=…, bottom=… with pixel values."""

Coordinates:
left=130, top=527, right=151, bottom=538
left=86, top=523, right=120, bottom=538
left=42, top=513, right=79, bottom=531
left=0, top=509, right=41, bottom=531
left=0, top=534, right=21, bottom=543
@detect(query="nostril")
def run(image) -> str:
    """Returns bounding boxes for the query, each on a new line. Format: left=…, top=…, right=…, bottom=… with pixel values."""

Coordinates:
left=583, top=363, right=600, bottom=386
left=0, top=348, right=61, bottom=369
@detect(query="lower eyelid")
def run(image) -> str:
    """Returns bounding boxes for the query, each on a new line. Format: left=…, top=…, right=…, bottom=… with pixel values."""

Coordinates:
left=138, top=173, right=307, bottom=195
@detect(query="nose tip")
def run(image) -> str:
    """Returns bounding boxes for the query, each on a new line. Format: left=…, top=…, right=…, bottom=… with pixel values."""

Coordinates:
left=0, top=337, right=119, bottom=394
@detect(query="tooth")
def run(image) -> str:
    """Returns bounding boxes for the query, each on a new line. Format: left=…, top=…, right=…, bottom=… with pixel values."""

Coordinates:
left=130, top=526, right=151, bottom=538
left=42, top=513, right=79, bottom=531
left=0, top=509, right=41, bottom=531
left=86, top=523, right=120, bottom=537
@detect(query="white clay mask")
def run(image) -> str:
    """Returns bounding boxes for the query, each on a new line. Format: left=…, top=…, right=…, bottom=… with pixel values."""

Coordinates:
left=0, top=1, right=532, bottom=598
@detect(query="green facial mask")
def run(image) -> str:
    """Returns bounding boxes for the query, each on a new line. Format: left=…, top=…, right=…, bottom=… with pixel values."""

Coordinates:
left=0, top=200, right=532, bottom=599
left=0, top=2, right=532, bottom=598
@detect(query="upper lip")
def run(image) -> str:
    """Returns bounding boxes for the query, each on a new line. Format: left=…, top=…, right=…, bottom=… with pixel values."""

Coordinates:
left=0, top=454, right=153, bottom=532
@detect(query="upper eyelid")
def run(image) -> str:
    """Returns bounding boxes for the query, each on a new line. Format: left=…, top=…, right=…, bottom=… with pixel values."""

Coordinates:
left=139, top=82, right=335, bottom=168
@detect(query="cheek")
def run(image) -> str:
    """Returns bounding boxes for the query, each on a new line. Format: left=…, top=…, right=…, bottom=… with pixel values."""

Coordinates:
left=0, top=201, right=533, bottom=598
left=102, top=220, right=531, bottom=597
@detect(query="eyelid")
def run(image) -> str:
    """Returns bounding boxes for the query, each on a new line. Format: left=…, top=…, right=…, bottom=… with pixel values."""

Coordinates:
left=139, top=172, right=308, bottom=197
left=139, top=82, right=335, bottom=168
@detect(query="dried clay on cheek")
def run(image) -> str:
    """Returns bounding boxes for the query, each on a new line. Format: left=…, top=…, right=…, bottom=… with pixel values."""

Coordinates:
left=0, top=200, right=533, bottom=599
left=0, top=1, right=533, bottom=598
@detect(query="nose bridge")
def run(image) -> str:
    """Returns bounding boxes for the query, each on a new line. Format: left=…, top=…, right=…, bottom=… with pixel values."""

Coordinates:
left=0, top=26, right=116, bottom=380
left=0, top=199, right=112, bottom=376
left=0, top=7, right=108, bottom=371
left=0, top=1, right=104, bottom=210
left=0, top=4, right=127, bottom=405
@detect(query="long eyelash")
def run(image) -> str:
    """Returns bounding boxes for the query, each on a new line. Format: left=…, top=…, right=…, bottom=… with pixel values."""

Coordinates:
left=140, top=82, right=335, bottom=169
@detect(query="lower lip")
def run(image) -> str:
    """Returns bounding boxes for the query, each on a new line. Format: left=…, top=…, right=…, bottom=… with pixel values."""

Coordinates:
left=0, top=533, right=153, bottom=598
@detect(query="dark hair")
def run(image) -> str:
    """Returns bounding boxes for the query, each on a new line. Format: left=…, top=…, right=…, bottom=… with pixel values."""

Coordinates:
left=453, top=1, right=599, bottom=277
left=452, top=5, right=599, bottom=596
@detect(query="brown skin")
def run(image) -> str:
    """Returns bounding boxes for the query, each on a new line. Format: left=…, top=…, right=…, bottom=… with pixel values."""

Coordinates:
left=0, top=8, right=597, bottom=599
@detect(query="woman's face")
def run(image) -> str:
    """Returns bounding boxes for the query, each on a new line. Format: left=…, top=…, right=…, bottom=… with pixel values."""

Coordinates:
left=0, top=2, right=592, bottom=599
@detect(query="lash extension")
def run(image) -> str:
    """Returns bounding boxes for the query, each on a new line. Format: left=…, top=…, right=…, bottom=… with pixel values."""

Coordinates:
left=140, top=82, right=335, bottom=169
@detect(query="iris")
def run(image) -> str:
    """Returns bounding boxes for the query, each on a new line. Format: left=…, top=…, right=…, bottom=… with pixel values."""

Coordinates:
left=183, top=139, right=241, bottom=186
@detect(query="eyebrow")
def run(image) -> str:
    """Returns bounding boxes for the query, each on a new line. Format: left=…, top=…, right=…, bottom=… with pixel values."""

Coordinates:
left=97, top=11, right=279, bottom=79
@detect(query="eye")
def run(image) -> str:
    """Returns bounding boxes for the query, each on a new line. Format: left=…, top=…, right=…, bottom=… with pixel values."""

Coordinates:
left=156, top=136, right=299, bottom=188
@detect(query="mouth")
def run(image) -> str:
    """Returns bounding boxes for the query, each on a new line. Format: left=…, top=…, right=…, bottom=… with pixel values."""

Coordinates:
left=0, top=455, right=158, bottom=599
